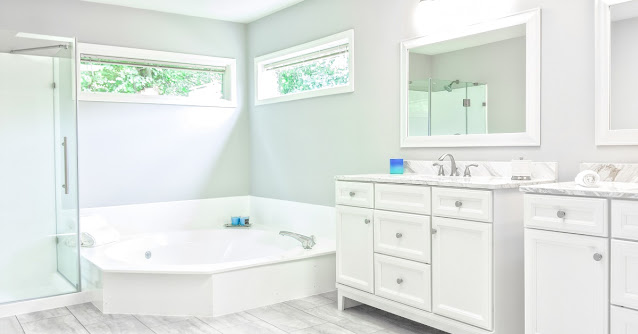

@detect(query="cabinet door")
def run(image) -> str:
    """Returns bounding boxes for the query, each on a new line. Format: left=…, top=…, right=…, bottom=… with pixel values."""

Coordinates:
left=432, top=217, right=493, bottom=330
left=525, top=229, right=609, bottom=334
left=612, top=305, right=638, bottom=334
left=336, top=205, right=374, bottom=293
left=611, top=240, right=638, bottom=310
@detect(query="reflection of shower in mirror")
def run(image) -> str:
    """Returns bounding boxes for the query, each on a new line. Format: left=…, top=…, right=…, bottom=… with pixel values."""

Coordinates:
left=444, top=79, right=459, bottom=92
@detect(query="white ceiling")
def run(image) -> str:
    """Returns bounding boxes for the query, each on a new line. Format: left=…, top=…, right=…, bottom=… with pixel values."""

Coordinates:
left=81, top=0, right=305, bottom=23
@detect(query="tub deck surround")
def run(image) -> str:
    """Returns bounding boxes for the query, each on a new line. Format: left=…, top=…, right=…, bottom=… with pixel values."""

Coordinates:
left=81, top=229, right=336, bottom=275
left=334, top=161, right=558, bottom=334
left=78, top=197, right=337, bottom=317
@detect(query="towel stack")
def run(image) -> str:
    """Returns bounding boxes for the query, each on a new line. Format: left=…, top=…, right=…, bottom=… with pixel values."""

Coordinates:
left=80, top=215, right=120, bottom=247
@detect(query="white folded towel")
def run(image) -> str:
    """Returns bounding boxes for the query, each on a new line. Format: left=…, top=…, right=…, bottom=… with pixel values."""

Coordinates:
left=575, top=170, right=601, bottom=188
left=80, top=215, right=120, bottom=247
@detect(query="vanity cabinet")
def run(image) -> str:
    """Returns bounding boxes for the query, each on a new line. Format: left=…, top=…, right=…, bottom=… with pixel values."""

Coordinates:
left=522, top=190, right=638, bottom=334
left=612, top=306, right=638, bottom=334
left=432, top=217, right=493, bottom=330
left=336, top=205, right=374, bottom=293
left=524, top=228, right=608, bottom=334
left=336, top=180, right=526, bottom=334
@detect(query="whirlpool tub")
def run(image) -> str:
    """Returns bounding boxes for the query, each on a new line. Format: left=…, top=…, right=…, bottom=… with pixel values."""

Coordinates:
left=81, top=229, right=336, bottom=317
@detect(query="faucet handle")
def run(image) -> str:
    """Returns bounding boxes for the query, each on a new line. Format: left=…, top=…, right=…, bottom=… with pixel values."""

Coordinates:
left=463, top=164, right=479, bottom=177
left=433, top=162, right=445, bottom=176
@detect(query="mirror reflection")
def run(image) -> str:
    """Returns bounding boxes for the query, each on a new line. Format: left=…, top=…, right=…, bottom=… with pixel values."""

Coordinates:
left=407, top=25, right=527, bottom=137
left=610, top=1, right=638, bottom=130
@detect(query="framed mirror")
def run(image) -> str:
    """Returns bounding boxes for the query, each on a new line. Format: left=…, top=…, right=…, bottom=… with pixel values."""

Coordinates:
left=595, top=0, right=638, bottom=145
left=400, top=9, right=541, bottom=147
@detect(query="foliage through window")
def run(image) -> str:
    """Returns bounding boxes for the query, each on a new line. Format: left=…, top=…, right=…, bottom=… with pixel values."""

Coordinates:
left=81, top=57, right=225, bottom=100
left=255, top=30, right=354, bottom=105
left=273, top=50, right=349, bottom=95
left=77, top=44, right=236, bottom=107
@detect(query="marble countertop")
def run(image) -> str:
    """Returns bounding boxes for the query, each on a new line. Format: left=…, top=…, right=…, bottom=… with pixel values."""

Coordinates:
left=520, top=182, right=638, bottom=199
left=335, top=174, right=557, bottom=190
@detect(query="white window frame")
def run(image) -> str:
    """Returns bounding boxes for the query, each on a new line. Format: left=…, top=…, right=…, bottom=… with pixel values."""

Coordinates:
left=77, top=43, right=237, bottom=108
left=254, top=29, right=355, bottom=106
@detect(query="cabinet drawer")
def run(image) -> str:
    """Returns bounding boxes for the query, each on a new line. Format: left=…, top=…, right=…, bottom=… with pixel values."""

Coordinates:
left=431, top=187, right=492, bottom=222
left=374, top=210, right=431, bottom=263
left=612, top=200, right=638, bottom=241
left=374, top=184, right=431, bottom=215
left=335, top=181, right=374, bottom=208
left=612, top=305, right=638, bottom=334
left=374, top=253, right=431, bottom=311
left=524, top=194, right=608, bottom=237
left=612, top=240, right=638, bottom=311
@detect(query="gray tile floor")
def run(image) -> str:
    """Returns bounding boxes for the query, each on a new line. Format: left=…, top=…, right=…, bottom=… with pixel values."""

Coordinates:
left=0, top=291, right=447, bottom=334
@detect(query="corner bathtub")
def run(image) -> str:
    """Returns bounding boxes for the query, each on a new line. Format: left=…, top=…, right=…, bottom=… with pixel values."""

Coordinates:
left=81, top=229, right=336, bottom=317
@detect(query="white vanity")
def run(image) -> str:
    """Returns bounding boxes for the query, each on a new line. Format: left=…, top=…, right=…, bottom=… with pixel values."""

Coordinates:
left=334, top=160, right=556, bottom=334
left=521, top=163, right=638, bottom=334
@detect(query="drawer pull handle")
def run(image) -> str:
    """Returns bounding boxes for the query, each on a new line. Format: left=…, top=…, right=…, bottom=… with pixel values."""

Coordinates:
left=432, top=228, right=438, bottom=234
left=557, top=210, right=566, bottom=219
left=364, top=219, right=371, bottom=224
left=455, top=201, right=463, bottom=208
left=349, top=191, right=355, bottom=197
left=593, top=253, right=603, bottom=262
left=396, top=233, right=403, bottom=238
left=396, top=278, right=403, bottom=284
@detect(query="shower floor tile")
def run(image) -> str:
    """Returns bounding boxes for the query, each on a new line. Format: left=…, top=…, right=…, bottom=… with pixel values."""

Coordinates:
left=6, top=291, right=448, bottom=334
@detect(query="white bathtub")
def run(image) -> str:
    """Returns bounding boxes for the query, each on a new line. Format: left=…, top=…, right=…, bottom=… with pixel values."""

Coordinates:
left=82, top=228, right=336, bottom=317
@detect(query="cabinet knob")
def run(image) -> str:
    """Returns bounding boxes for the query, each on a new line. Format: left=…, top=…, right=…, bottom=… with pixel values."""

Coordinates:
left=349, top=191, right=355, bottom=197
left=455, top=201, right=463, bottom=208
left=396, top=233, right=403, bottom=238
left=364, top=219, right=371, bottom=224
left=557, top=210, right=566, bottom=219
left=432, top=228, right=438, bottom=234
left=396, top=278, right=403, bottom=284
left=593, top=253, right=603, bottom=262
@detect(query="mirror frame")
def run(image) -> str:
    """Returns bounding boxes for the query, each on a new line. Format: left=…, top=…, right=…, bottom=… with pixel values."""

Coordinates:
left=400, top=9, right=541, bottom=148
left=595, top=0, right=638, bottom=145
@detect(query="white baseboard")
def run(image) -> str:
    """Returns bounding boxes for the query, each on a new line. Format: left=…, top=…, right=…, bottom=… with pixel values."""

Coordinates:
left=0, top=291, right=93, bottom=318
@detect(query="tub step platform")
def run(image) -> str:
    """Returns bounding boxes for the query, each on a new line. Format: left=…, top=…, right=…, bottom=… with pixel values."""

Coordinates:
left=224, top=224, right=251, bottom=228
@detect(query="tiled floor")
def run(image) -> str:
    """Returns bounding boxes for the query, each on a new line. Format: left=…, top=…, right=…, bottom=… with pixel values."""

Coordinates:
left=0, top=291, right=447, bottom=334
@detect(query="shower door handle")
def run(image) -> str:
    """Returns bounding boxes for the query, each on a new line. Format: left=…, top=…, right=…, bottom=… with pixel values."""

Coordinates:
left=62, top=137, right=69, bottom=195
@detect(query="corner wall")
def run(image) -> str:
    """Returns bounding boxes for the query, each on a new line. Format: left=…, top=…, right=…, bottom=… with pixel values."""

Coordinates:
left=247, top=0, right=638, bottom=207
left=0, top=0, right=251, bottom=208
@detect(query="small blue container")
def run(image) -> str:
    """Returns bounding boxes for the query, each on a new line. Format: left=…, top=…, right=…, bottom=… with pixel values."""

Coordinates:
left=240, top=217, right=250, bottom=226
left=231, top=216, right=241, bottom=226
left=390, top=159, right=404, bottom=174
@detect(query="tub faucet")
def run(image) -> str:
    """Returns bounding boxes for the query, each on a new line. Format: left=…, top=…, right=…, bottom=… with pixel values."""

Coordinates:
left=438, top=153, right=460, bottom=176
left=279, top=231, right=316, bottom=249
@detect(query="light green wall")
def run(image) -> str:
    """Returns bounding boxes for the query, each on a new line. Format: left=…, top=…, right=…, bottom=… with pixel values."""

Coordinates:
left=0, top=0, right=251, bottom=208
left=248, top=0, right=638, bottom=207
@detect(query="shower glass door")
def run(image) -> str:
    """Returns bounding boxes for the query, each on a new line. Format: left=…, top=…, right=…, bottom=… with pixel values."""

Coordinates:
left=0, top=30, right=80, bottom=304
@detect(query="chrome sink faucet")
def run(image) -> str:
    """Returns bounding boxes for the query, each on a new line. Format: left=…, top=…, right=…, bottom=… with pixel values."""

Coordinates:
left=432, top=162, right=445, bottom=176
left=438, top=153, right=460, bottom=176
left=279, top=231, right=316, bottom=249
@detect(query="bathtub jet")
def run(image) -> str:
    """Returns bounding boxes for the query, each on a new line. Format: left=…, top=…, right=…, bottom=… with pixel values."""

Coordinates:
left=279, top=231, right=316, bottom=249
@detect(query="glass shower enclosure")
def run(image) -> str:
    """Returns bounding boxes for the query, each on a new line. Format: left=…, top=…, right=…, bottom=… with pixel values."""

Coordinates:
left=408, top=78, right=488, bottom=136
left=0, top=29, right=80, bottom=304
